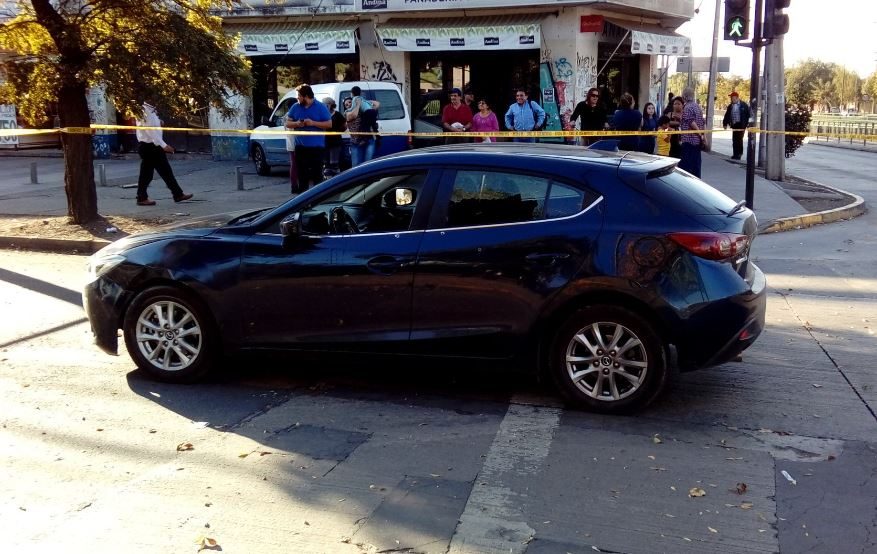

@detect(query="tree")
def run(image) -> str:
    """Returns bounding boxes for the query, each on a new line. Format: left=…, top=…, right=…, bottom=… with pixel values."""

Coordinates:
left=810, top=78, right=835, bottom=112
left=668, top=73, right=698, bottom=100
left=785, top=59, right=835, bottom=108
left=831, top=66, right=861, bottom=108
left=0, top=1, right=252, bottom=223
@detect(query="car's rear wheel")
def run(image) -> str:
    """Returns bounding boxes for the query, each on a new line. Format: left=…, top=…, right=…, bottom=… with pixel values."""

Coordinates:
left=252, top=144, right=271, bottom=176
left=549, top=306, right=667, bottom=413
left=123, top=286, right=216, bottom=383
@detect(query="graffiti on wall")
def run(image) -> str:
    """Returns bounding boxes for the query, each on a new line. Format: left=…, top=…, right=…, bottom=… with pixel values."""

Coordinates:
left=576, top=53, right=598, bottom=94
left=363, top=61, right=398, bottom=82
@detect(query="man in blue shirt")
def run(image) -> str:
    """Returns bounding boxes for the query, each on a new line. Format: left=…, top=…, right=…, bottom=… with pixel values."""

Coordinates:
left=286, top=84, right=332, bottom=192
left=504, top=88, right=546, bottom=143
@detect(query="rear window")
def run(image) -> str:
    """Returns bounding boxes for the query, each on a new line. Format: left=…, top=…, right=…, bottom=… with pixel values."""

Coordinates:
left=647, top=168, right=738, bottom=215
left=340, top=88, right=406, bottom=121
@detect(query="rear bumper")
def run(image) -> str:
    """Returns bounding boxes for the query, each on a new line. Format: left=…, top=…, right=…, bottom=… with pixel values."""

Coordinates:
left=673, top=261, right=767, bottom=371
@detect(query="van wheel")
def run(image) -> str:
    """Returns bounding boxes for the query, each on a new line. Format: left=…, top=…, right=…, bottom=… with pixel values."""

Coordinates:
left=252, top=144, right=271, bottom=176
left=549, top=306, right=667, bottom=413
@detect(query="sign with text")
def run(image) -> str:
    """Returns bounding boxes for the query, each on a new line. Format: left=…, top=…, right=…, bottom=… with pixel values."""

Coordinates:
left=580, top=15, right=604, bottom=33
left=0, top=105, right=19, bottom=147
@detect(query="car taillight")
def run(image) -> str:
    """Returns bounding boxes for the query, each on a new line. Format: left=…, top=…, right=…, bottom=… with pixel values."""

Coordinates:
left=668, top=232, right=750, bottom=261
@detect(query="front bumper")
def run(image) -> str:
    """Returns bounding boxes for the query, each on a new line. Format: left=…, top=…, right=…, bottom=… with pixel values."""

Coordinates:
left=83, top=277, right=129, bottom=355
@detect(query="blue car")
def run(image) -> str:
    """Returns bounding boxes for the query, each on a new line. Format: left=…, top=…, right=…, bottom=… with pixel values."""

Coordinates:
left=83, top=144, right=766, bottom=413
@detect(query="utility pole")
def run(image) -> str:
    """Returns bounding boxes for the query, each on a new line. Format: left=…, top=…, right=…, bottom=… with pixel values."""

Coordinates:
left=764, top=36, right=785, bottom=181
left=744, top=0, right=763, bottom=210
left=705, top=0, right=722, bottom=151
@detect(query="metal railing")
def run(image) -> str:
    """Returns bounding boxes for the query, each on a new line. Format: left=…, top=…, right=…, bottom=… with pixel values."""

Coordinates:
left=811, top=116, right=877, bottom=147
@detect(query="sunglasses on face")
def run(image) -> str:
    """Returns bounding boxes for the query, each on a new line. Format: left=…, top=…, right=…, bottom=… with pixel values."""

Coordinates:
left=589, top=94, right=599, bottom=98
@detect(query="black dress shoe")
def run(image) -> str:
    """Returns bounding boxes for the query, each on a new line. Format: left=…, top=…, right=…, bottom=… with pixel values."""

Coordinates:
left=174, top=193, right=193, bottom=202
left=137, top=199, right=156, bottom=206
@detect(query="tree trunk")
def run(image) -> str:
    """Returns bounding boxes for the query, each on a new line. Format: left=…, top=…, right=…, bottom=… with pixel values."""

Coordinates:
left=58, top=83, right=98, bottom=224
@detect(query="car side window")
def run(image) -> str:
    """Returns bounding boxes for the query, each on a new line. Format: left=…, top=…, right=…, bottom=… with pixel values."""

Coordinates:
left=340, top=89, right=405, bottom=121
left=298, top=172, right=428, bottom=236
left=443, top=170, right=591, bottom=228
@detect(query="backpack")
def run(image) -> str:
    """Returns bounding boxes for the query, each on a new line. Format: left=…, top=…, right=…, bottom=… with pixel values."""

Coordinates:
left=529, top=101, right=548, bottom=131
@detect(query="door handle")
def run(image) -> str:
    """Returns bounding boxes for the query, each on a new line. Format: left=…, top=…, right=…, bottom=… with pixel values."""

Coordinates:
left=525, top=253, right=570, bottom=267
left=367, top=255, right=411, bottom=275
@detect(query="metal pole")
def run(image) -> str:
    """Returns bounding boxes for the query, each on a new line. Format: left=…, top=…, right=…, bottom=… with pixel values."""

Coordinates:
left=98, top=163, right=107, bottom=187
left=30, top=162, right=37, bottom=184
left=705, top=0, right=722, bottom=151
left=745, top=0, right=764, bottom=210
left=235, top=166, right=244, bottom=191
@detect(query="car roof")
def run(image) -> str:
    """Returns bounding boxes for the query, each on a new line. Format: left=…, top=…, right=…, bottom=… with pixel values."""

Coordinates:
left=382, top=143, right=674, bottom=171
left=279, top=81, right=402, bottom=103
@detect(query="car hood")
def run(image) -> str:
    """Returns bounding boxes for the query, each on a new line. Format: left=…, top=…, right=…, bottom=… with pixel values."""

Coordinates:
left=95, top=208, right=267, bottom=256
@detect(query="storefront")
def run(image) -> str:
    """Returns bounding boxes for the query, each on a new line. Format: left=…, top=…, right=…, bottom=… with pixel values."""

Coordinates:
left=211, top=0, right=693, bottom=159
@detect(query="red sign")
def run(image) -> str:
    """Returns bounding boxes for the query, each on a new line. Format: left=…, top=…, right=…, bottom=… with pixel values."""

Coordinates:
left=580, top=15, right=604, bottom=33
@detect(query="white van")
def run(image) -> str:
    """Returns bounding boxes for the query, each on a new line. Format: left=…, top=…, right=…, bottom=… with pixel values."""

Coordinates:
left=249, top=81, right=411, bottom=176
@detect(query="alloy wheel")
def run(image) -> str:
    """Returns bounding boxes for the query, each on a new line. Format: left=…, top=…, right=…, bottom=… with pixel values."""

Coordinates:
left=565, top=322, right=649, bottom=401
left=135, top=300, right=202, bottom=372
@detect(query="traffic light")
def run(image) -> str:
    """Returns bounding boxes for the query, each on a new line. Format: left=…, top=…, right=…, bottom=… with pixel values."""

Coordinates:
left=724, top=0, right=750, bottom=41
left=763, top=0, right=791, bottom=39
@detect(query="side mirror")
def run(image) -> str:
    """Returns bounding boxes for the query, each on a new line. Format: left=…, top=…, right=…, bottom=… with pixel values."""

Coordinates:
left=279, top=212, right=301, bottom=246
left=383, top=187, right=417, bottom=208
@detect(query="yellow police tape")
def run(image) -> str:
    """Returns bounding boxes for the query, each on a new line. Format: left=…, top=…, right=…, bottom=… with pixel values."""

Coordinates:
left=1, top=125, right=876, bottom=142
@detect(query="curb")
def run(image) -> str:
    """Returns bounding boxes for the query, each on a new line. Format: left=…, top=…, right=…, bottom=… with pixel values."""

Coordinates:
left=759, top=187, right=867, bottom=234
left=0, top=236, right=110, bottom=254
left=805, top=140, right=877, bottom=154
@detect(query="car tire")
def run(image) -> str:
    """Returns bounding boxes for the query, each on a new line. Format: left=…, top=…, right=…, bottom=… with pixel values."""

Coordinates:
left=123, top=286, right=216, bottom=384
left=252, top=144, right=271, bottom=176
left=549, top=306, right=667, bottom=413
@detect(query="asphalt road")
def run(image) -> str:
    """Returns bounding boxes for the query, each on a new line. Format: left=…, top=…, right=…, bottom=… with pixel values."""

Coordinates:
left=1, top=140, right=875, bottom=553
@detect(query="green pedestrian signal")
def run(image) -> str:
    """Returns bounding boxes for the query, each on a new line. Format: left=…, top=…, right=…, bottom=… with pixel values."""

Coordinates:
left=724, top=0, right=750, bottom=41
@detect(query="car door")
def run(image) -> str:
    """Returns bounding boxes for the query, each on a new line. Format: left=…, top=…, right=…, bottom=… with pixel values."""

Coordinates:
left=410, top=167, right=603, bottom=357
left=239, top=168, right=437, bottom=350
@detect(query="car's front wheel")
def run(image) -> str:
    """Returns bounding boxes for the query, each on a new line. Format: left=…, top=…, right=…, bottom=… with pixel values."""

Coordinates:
left=549, top=306, right=667, bottom=413
left=252, top=144, right=271, bottom=176
left=123, top=286, right=216, bottom=383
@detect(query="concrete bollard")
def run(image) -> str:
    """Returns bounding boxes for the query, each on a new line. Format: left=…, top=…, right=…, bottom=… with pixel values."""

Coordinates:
left=30, top=162, right=38, bottom=184
left=98, top=164, right=107, bottom=187
left=235, top=166, right=244, bottom=191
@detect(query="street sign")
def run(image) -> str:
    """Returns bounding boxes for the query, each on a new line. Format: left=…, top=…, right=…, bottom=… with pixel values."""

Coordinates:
left=676, top=57, right=731, bottom=73
left=0, top=104, right=19, bottom=148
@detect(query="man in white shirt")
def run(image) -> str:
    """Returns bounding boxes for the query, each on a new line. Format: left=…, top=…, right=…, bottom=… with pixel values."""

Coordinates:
left=135, top=102, right=193, bottom=206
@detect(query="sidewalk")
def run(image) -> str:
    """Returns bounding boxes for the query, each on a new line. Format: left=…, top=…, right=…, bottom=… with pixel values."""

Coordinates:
left=0, top=145, right=858, bottom=251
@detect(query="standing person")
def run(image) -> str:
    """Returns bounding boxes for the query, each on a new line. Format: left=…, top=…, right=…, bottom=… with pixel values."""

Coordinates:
left=656, top=115, right=672, bottom=156
left=286, top=84, right=332, bottom=193
left=570, top=87, right=608, bottom=146
left=504, top=88, right=546, bottom=143
left=639, top=102, right=659, bottom=154
left=463, top=90, right=477, bottom=115
left=441, top=88, right=473, bottom=144
left=470, top=98, right=500, bottom=142
left=664, top=92, right=675, bottom=115
left=345, top=93, right=381, bottom=167
left=610, top=93, right=642, bottom=152
left=135, top=101, right=192, bottom=206
left=679, top=86, right=706, bottom=177
left=722, top=91, right=751, bottom=160
left=667, top=96, right=685, bottom=158
left=322, top=97, right=347, bottom=176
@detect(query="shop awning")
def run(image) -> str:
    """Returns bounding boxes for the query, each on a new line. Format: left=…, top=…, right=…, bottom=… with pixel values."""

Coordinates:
left=225, top=21, right=357, bottom=56
left=376, top=15, right=541, bottom=52
left=604, top=19, right=691, bottom=56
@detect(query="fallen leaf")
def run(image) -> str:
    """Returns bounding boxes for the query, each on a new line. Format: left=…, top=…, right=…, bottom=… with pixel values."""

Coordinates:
left=260, top=451, right=272, bottom=456
left=653, top=434, right=663, bottom=444
left=670, top=486, right=677, bottom=491
left=148, top=429, right=157, bottom=434
left=683, top=537, right=692, bottom=542
left=648, top=455, right=656, bottom=460
left=96, top=428, right=104, bottom=432
left=740, top=502, right=753, bottom=510
left=176, top=442, right=194, bottom=452
left=708, top=527, right=718, bottom=533
left=735, top=482, right=748, bottom=495
left=195, top=536, right=220, bottom=552
left=238, top=453, right=249, bottom=458
left=689, top=487, right=706, bottom=498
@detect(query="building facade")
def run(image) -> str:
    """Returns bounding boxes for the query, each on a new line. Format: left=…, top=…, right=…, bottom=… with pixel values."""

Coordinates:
left=211, top=0, right=693, bottom=159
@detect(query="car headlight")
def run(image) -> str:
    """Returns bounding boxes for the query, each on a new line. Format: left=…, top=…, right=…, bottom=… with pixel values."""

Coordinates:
left=86, top=253, right=126, bottom=281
